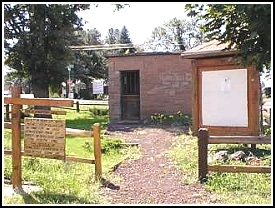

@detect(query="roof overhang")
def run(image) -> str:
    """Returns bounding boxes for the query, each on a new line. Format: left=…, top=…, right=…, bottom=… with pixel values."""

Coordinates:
left=181, top=50, right=241, bottom=59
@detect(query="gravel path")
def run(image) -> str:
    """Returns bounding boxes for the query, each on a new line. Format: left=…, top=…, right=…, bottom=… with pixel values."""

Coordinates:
left=100, top=124, right=219, bottom=204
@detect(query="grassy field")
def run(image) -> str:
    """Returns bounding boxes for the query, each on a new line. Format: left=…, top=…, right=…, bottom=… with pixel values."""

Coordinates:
left=3, top=105, right=140, bottom=204
left=168, top=134, right=271, bottom=204
left=3, top=104, right=272, bottom=204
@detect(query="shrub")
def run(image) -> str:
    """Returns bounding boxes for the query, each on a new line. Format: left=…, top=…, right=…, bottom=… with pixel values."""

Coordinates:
left=82, top=138, right=122, bottom=154
left=89, top=107, right=109, bottom=116
left=150, top=111, right=192, bottom=126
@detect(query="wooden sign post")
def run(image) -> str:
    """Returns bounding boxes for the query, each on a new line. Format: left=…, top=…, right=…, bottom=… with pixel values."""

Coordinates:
left=4, top=86, right=74, bottom=191
left=93, top=123, right=102, bottom=180
left=11, top=86, right=22, bottom=190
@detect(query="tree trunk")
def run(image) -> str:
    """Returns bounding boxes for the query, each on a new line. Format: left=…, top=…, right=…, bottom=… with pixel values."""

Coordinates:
left=259, top=75, right=263, bottom=135
left=32, top=70, right=52, bottom=119
left=30, top=5, right=51, bottom=119
left=33, top=88, right=52, bottom=118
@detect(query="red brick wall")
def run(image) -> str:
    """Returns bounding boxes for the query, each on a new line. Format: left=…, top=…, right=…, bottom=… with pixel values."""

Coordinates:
left=108, top=53, right=192, bottom=122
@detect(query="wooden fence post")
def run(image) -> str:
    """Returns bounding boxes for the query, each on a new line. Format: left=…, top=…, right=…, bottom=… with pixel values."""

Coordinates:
left=269, top=108, right=271, bottom=126
left=76, top=101, right=80, bottom=113
left=198, top=128, right=209, bottom=183
left=5, top=104, right=10, bottom=121
left=93, top=123, right=102, bottom=180
left=11, top=86, right=23, bottom=191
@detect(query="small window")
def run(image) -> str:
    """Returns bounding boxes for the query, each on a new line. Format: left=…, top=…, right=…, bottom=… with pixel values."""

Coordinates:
left=121, top=70, right=140, bottom=95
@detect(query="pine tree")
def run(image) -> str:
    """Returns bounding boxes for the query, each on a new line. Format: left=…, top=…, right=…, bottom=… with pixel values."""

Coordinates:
left=117, top=26, right=136, bottom=54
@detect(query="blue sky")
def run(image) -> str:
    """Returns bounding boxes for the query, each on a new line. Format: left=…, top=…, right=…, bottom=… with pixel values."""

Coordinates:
left=78, top=2, right=189, bottom=45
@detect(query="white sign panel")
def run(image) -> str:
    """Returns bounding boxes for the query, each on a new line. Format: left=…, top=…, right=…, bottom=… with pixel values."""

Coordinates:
left=201, top=69, right=248, bottom=127
left=93, top=79, right=104, bottom=94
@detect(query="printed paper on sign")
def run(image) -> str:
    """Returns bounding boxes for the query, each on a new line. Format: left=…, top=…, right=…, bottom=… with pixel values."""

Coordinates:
left=220, top=77, right=231, bottom=92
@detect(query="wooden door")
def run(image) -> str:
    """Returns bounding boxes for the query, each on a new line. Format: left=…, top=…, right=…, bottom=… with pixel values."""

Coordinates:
left=120, top=70, right=140, bottom=120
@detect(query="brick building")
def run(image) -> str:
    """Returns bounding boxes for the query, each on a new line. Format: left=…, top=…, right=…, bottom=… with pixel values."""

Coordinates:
left=107, top=52, right=192, bottom=123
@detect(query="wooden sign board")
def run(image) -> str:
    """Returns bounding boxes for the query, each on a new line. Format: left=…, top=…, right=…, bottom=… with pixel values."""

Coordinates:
left=24, top=118, right=66, bottom=159
left=189, top=56, right=260, bottom=136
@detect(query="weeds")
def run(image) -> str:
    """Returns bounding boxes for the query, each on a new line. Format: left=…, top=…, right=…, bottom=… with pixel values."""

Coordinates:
left=168, top=135, right=272, bottom=204
left=150, top=111, right=191, bottom=126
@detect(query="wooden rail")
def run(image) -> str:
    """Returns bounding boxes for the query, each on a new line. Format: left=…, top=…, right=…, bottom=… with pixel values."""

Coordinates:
left=4, top=150, right=96, bottom=164
left=24, top=109, right=67, bottom=115
left=198, top=128, right=271, bottom=183
left=4, top=122, right=93, bottom=137
left=208, top=165, right=271, bottom=173
left=208, top=135, right=271, bottom=144
left=4, top=100, right=108, bottom=120
left=4, top=86, right=102, bottom=190
left=4, top=97, right=74, bottom=106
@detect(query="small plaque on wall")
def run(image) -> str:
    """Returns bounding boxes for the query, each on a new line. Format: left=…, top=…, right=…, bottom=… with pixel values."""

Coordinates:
left=24, top=118, right=66, bottom=159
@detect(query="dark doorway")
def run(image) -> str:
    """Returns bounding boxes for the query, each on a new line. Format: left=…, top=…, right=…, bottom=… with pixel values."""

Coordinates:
left=120, top=70, right=140, bottom=120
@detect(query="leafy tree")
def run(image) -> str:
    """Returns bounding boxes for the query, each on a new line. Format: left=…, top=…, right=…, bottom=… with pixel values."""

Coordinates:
left=72, top=28, right=108, bottom=99
left=185, top=4, right=271, bottom=72
left=4, top=4, right=90, bottom=99
left=4, top=66, right=32, bottom=93
left=4, top=4, right=90, bottom=118
left=105, top=28, right=120, bottom=44
left=112, top=3, right=130, bottom=12
left=4, top=3, right=129, bottom=103
left=103, top=26, right=136, bottom=55
left=164, top=18, right=205, bottom=50
left=104, top=28, right=121, bottom=56
left=144, top=18, right=204, bottom=52
left=83, top=28, right=102, bottom=45
left=145, top=26, right=171, bottom=51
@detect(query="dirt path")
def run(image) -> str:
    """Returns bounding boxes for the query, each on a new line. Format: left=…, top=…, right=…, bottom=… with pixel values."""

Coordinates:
left=100, top=124, right=219, bottom=204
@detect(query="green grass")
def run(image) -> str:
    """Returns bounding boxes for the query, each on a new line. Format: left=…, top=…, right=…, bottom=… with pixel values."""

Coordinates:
left=53, top=106, right=109, bottom=131
left=168, top=134, right=272, bottom=204
left=4, top=106, right=271, bottom=204
left=167, top=134, right=199, bottom=184
left=4, top=154, right=105, bottom=204
left=3, top=105, right=140, bottom=204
